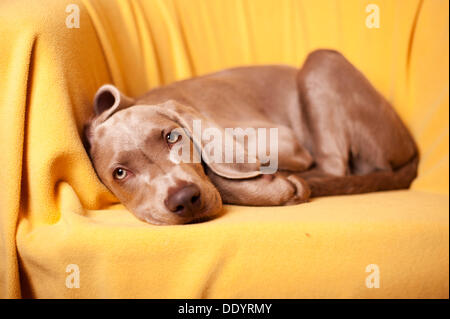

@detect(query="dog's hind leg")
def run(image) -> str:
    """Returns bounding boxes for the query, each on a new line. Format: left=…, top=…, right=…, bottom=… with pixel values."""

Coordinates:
left=297, top=49, right=418, bottom=179
left=294, top=155, right=419, bottom=197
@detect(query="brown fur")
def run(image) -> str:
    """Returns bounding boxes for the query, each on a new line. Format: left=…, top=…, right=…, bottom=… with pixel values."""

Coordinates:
left=84, top=49, right=418, bottom=225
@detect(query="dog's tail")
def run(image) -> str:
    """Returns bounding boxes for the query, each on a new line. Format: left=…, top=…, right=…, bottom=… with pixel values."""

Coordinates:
left=303, top=154, right=419, bottom=197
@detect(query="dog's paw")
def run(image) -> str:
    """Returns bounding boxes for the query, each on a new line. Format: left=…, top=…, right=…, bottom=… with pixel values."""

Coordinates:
left=284, top=174, right=311, bottom=205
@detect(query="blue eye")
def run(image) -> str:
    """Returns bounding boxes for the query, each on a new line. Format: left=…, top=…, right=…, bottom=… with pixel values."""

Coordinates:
left=166, top=131, right=182, bottom=144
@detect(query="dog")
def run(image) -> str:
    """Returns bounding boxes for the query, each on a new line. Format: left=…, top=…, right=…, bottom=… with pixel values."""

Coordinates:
left=84, top=49, right=418, bottom=225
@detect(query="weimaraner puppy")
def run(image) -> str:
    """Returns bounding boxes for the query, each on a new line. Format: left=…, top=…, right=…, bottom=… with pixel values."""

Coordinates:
left=84, top=49, right=418, bottom=225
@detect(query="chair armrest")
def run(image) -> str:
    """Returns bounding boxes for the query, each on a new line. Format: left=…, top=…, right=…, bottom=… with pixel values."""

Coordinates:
left=0, top=0, right=112, bottom=298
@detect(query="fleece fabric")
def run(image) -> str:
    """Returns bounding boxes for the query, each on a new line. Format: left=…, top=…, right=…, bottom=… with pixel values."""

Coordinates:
left=0, top=0, right=448, bottom=298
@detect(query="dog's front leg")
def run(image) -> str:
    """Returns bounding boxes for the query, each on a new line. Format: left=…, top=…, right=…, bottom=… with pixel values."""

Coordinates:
left=206, top=170, right=311, bottom=206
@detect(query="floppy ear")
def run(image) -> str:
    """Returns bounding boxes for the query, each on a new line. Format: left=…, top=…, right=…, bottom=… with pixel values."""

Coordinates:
left=155, top=100, right=262, bottom=180
left=93, top=84, right=135, bottom=122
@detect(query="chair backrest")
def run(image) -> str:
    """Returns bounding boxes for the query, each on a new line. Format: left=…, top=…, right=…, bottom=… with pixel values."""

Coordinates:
left=84, top=0, right=448, bottom=193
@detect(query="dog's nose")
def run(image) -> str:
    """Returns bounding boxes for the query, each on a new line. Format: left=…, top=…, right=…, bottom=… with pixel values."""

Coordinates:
left=165, top=184, right=201, bottom=216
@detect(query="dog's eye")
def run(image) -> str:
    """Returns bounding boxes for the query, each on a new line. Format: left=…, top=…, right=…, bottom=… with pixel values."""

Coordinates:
left=166, top=130, right=182, bottom=144
left=113, top=168, right=128, bottom=180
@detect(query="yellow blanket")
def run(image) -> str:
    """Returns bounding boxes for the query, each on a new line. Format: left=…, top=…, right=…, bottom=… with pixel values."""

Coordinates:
left=0, top=0, right=448, bottom=298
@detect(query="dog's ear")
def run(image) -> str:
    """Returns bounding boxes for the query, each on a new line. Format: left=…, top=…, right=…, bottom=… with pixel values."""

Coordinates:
left=155, top=100, right=262, bottom=180
left=93, top=84, right=135, bottom=122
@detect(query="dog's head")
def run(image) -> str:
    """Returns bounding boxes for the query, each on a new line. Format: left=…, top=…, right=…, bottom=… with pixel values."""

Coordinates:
left=84, top=84, right=261, bottom=225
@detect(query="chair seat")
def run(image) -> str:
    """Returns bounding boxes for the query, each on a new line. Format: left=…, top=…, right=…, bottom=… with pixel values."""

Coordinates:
left=18, top=185, right=449, bottom=298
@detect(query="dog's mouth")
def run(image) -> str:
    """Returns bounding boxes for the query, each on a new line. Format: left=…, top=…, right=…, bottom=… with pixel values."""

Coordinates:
left=144, top=209, right=219, bottom=225
left=187, top=215, right=216, bottom=224
left=141, top=195, right=223, bottom=226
